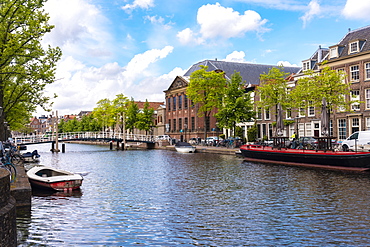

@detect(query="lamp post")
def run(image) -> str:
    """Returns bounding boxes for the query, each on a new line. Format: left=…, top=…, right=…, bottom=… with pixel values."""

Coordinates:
left=184, top=124, right=187, bottom=142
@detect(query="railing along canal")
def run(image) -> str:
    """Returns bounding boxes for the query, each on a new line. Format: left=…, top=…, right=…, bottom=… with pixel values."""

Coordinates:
left=13, top=132, right=156, bottom=144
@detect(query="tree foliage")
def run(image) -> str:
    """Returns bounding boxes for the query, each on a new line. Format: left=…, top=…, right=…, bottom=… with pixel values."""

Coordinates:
left=187, top=65, right=227, bottom=138
left=136, top=100, right=154, bottom=134
left=215, top=71, right=254, bottom=134
left=257, top=66, right=290, bottom=110
left=125, top=98, right=139, bottom=133
left=291, top=64, right=351, bottom=113
left=0, top=0, right=62, bottom=133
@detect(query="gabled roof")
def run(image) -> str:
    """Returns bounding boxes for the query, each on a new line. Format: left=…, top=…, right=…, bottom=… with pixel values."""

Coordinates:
left=330, top=25, right=370, bottom=59
left=297, top=46, right=329, bottom=74
left=164, top=76, right=189, bottom=92
left=183, top=60, right=300, bottom=86
left=135, top=101, right=164, bottom=110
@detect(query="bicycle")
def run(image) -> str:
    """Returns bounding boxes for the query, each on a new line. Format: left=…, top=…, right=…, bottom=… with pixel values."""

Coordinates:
left=0, top=155, right=17, bottom=183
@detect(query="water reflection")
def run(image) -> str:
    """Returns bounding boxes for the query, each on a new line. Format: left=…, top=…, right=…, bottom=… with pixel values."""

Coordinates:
left=16, top=143, right=370, bottom=246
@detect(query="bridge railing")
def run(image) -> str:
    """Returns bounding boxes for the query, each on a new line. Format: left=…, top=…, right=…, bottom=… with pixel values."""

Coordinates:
left=13, top=132, right=156, bottom=144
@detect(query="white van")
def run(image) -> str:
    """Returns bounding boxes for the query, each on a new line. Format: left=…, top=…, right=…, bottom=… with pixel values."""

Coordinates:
left=341, top=131, right=370, bottom=151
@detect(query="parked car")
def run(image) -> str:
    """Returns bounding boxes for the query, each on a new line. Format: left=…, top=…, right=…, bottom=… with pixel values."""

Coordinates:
left=206, top=136, right=222, bottom=146
left=341, top=131, right=370, bottom=151
left=296, top=137, right=318, bottom=149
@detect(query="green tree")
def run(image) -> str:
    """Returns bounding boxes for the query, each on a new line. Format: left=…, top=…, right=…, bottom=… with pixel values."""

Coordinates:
left=257, top=66, right=290, bottom=136
left=215, top=71, right=254, bottom=137
left=257, top=66, right=290, bottom=110
left=187, top=65, right=227, bottom=140
left=112, top=93, right=129, bottom=134
left=0, top=0, right=62, bottom=139
left=93, top=98, right=114, bottom=132
left=292, top=64, right=351, bottom=113
left=125, top=98, right=139, bottom=133
left=136, top=100, right=154, bottom=134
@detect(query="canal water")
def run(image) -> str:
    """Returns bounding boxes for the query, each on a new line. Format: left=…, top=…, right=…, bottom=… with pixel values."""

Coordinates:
left=16, top=143, right=370, bottom=246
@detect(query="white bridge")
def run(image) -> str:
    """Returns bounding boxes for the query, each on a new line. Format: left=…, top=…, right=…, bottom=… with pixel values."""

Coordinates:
left=13, top=132, right=157, bottom=145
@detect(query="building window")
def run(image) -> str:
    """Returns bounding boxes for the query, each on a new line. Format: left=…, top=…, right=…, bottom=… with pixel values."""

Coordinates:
left=299, top=107, right=305, bottom=117
left=168, top=119, right=171, bottom=132
left=366, top=89, right=370, bottom=109
left=365, top=63, right=370, bottom=80
left=167, top=97, right=171, bottom=111
left=349, top=41, right=359, bottom=53
left=265, top=108, right=270, bottom=120
left=352, top=118, right=359, bottom=127
left=286, top=108, right=292, bottom=119
left=178, top=95, right=182, bottom=109
left=308, top=101, right=315, bottom=116
left=179, top=118, right=182, bottom=131
left=350, top=65, right=359, bottom=82
left=302, top=61, right=310, bottom=71
left=173, top=96, right=176, bottom=110
left=351, top=90, right=360, bottom=111
left=330, top=47, right=338, bottom=58
left=173, top=119, right=176, bottom=131
left=184, top=95, right=188, bottom=109
left=366, top=118, right=370, bottom=130
left=338, top=119, right=347, bottom=140
left=257, top=107, right=262, bottom=120
left=184, top=118, right=188, bottom=130
left=191, top=117, right=195, bottom=131
left=305, top=123, right=312, bottom=136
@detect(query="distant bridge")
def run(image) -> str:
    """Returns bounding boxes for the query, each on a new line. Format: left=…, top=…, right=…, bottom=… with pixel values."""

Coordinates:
left=13, top=132, right=157, bottom=145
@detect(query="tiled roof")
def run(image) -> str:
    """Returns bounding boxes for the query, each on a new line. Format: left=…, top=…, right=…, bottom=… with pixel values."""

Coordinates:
left=183, top=60, right=300, bottom=86
left=332, top=25, right=370, bottom=59
left=135, top=101, right=164, bottom=109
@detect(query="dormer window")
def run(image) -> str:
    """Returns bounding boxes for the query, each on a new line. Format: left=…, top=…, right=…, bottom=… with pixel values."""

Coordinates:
left=349, top=41, right=359, bottom=54
left=302, top=60, right=310, bottom=71
left=329, top=46, right=338, bottom=58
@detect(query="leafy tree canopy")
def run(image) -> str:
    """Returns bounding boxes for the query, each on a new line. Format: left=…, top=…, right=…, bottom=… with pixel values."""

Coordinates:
left=0, top=0, right=62, bottom=133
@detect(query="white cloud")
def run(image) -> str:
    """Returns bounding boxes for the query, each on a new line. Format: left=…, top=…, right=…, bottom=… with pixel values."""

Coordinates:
left=122, top=0, right=154, bottom=12
left=177, top=28, right=204, bottom=45
left=197, top=3, right=268, bottom=39
left=224, top=51, right=247, bottom=62
left=300, top=0, right=321, bottom=28
left=43, top=0, right=113, bottom=65
left=277, top=61, right=298, bottom=67
left=43, top=47, right=175, bottom=115
left=342, top=0, right=370, bottom=20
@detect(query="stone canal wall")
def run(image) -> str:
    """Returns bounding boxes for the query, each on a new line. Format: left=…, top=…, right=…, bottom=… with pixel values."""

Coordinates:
left=0, top=169, right=17, bottom=247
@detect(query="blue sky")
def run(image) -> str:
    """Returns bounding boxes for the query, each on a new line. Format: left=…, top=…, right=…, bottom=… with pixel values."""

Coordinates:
left=39, top=0, right=370, bottom=116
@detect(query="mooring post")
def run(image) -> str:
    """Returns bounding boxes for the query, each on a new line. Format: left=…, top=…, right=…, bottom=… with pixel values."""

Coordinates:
left=51, top=141, right=55, bottom=152
left=62, top=144, right=65, bottom=153
left=116, top=141, right=119, bottom=150
left=110, top=142, right=113, bottom=150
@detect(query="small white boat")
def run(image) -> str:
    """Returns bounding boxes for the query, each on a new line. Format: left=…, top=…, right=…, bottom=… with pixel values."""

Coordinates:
left=27, top=166, right=83, bottom=191
left=175, top=142, right=196, bottom=153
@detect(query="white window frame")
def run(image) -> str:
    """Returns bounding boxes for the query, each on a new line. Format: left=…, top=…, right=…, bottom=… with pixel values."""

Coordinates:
left=350, top=65, right=360, bottom=82
left=330, top=47, right=338, bottom=58
left=351, top=90, right=360, bottom=111
left=366, top=117, right=370, bottom=130
left=365, top=63, right=370, bottom=80
left=302, top=61, right=310, bottom=71
left=308, top=101, right=315, bottom=116
left=352, top=118, right=359, bottom=128
left=265, top=108, right=270, bottom=120
left=349, top=41, right=359, bottom=54
left=299, top=107, right=305, bottom=117
left=366, top=89, right=370, bottom=109
left=338, top=119, right=347, bottom=140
